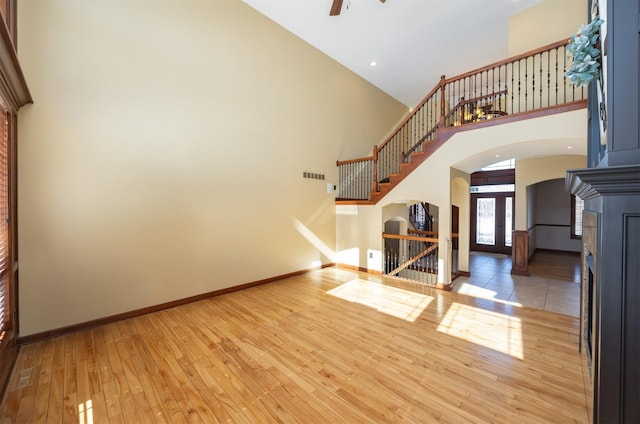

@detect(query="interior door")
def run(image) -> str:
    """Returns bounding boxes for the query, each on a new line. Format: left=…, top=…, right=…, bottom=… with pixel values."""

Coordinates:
left=470, top=192, right=513, bottom=254
left=451, top=205, right=460, bottom=275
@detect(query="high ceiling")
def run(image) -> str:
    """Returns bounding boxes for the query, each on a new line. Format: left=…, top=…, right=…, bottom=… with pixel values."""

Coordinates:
left=242, top=0, right=543, bottom=107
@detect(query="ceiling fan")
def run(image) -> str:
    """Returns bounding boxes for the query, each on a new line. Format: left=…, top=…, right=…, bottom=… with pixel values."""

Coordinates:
left=330, top=0, right=387, bottom=16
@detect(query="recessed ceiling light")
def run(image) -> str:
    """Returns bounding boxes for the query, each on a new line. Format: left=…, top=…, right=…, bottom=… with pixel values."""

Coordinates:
left=370, top=61, right=377, bottom=67
left=495, top=154, right=500, bottom=158
left=568, top=146, right=573, bottom=149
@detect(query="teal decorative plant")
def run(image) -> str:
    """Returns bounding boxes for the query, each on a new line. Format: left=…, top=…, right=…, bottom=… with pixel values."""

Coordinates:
left=565, top=17, right=604, bottom=86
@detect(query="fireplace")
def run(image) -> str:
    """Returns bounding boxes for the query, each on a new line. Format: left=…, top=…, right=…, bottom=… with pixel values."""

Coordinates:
left=580, top=211, right=598, bottom=421
left=585, top=253, right=594, bottom=360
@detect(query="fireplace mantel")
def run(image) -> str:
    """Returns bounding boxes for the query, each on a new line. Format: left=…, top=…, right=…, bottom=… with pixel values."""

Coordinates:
left=566, top=164, right=640, bottom=423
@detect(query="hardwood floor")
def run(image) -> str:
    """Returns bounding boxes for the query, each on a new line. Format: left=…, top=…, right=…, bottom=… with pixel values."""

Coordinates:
left=529, top=250, right=581, bottom=283
left=0, top=267, right=588, bottom=423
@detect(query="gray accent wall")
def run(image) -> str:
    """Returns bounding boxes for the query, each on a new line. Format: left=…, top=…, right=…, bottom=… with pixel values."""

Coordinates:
left=533, top=178, right=581, bottom=253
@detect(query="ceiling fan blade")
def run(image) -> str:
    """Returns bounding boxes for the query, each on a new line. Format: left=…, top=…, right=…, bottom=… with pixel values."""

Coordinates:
left=329, top=0, right=343, bottom=16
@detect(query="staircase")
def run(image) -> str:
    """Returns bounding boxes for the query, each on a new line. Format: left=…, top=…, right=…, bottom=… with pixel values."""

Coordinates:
left=409, top=202, right=432, bottom=231
left=336, top=39, right=588, bottom=204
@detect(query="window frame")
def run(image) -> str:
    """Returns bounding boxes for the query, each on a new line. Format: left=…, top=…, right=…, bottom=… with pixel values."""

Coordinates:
left=571, top=194, right=584, bottom=239
left=0, top=0, right=31, bottom=395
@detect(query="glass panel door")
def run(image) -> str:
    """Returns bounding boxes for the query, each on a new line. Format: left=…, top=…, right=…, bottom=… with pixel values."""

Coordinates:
left=505, top=196, right=513, bottom=247
left=476, top=198, right=496, bottom=245
left=471, top=192, right=514, bottom=254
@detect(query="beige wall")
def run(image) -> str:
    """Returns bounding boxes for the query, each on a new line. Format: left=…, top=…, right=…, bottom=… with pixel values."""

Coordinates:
left=17, top=0, right=407, bottom=336
left=509, top=0, right=588, bottom=55
left=450, top=169, right=470, bottom=273
left=336, top=205, right=383, bottom=271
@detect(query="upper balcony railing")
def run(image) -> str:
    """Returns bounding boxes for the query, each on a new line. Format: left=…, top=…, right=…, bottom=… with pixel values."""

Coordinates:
left=337, top=39, right=586, bottom=201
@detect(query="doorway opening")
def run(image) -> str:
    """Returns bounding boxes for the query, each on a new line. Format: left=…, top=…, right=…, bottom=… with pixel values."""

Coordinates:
left=469, top=166, right=515, bottom=255
left=470, top=191, right=513, bottom=254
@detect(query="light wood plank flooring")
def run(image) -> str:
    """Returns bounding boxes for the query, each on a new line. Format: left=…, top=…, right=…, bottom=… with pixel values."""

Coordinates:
left=1, top=267, right=588, bottom=423
left=528, top=250, right=581, bottom=283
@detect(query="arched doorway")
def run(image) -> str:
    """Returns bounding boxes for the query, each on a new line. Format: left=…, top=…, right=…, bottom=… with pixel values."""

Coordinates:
left=382, top=201, right=440, bottom=283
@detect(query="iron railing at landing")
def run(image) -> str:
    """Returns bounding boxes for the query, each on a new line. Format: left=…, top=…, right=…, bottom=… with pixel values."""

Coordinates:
left=382, top=231, right=459, bottom=287
left=337, top=39, right=586, bottom=202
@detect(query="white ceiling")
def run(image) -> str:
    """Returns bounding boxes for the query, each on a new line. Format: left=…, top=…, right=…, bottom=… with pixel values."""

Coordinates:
left=242, top=0, right=542, bottom=107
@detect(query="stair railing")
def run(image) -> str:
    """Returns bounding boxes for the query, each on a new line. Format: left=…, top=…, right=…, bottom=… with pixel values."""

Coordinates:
left=408, top=203, right=433, bottom=231
left=375, top=78, right=445, bottom=190
left=336, top=155, right=375, bottom=201
left=451, top=232, right=459, bottom=276
left=408, top=229, right=437, bottom=237
left=336, top=39, right=585, bottom=201
left=383, top=233, right=439, bottom=286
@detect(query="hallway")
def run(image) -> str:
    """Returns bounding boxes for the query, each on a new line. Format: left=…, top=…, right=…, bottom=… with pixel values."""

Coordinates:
left=452, top=251, right=581, bottom=317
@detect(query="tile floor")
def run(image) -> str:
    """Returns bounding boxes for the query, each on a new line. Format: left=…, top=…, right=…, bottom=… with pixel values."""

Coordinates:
left=451, top=251, right=581, bottom=317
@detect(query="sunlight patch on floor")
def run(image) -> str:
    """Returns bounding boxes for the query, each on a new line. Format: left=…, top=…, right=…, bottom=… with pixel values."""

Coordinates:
left=437, top=302, right=524, bottom=359
left=455, top=282, right=523, bottom=307
left=79, top=400, right=93, bottom=424
left=327, top=278, right=433, bottom=322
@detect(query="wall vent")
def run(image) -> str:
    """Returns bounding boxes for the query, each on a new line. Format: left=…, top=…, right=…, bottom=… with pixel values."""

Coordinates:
left=303, top=172, right=325, bottom=180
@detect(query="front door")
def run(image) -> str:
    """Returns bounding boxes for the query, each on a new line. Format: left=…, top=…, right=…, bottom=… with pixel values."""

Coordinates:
left=470, top=192, right=513, bottom=254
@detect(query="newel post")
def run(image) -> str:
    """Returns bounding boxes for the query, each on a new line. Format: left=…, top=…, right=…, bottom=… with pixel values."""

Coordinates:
left=511, top=230, right=530, bottom=276
left=372, top=145, right=379, bottom=193
left=439, top=75, right=446, bottom=127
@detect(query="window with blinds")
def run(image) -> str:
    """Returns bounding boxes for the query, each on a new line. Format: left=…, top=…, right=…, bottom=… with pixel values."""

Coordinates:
left=571, top=194, right=584, bottom=239
left=0, top=109, right=8, bottom=336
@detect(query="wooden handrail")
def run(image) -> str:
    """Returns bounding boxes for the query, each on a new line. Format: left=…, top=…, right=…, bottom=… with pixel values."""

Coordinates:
left=402, top=89, right=510, bottom=160
left=402, top=125, right=440, bottom=159
left=382, top=233, right=438, bottom=243
left=336, top=156, right=373, bottom=166
left=407, top=229, right=460, bottom=238
left=387, top=244, right=438, bottom=276
left=460, top=89, right=509, bottom=106
left=443, top=102, right=463, bottom=120
left=408, top=229, right=438, bottom=237
left=378, top=40, right=569, bottom=155
left=444, top=39, right=570, bottom=85
left=375, top=76, right=445, bottom=153
left=337, top=38, right=578, bottom=203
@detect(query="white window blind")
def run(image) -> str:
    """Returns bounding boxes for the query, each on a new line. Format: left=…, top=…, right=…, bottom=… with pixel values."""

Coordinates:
left=0, top=111, right=8, bottom=334
left=574, top=196, right=584, bottom=237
